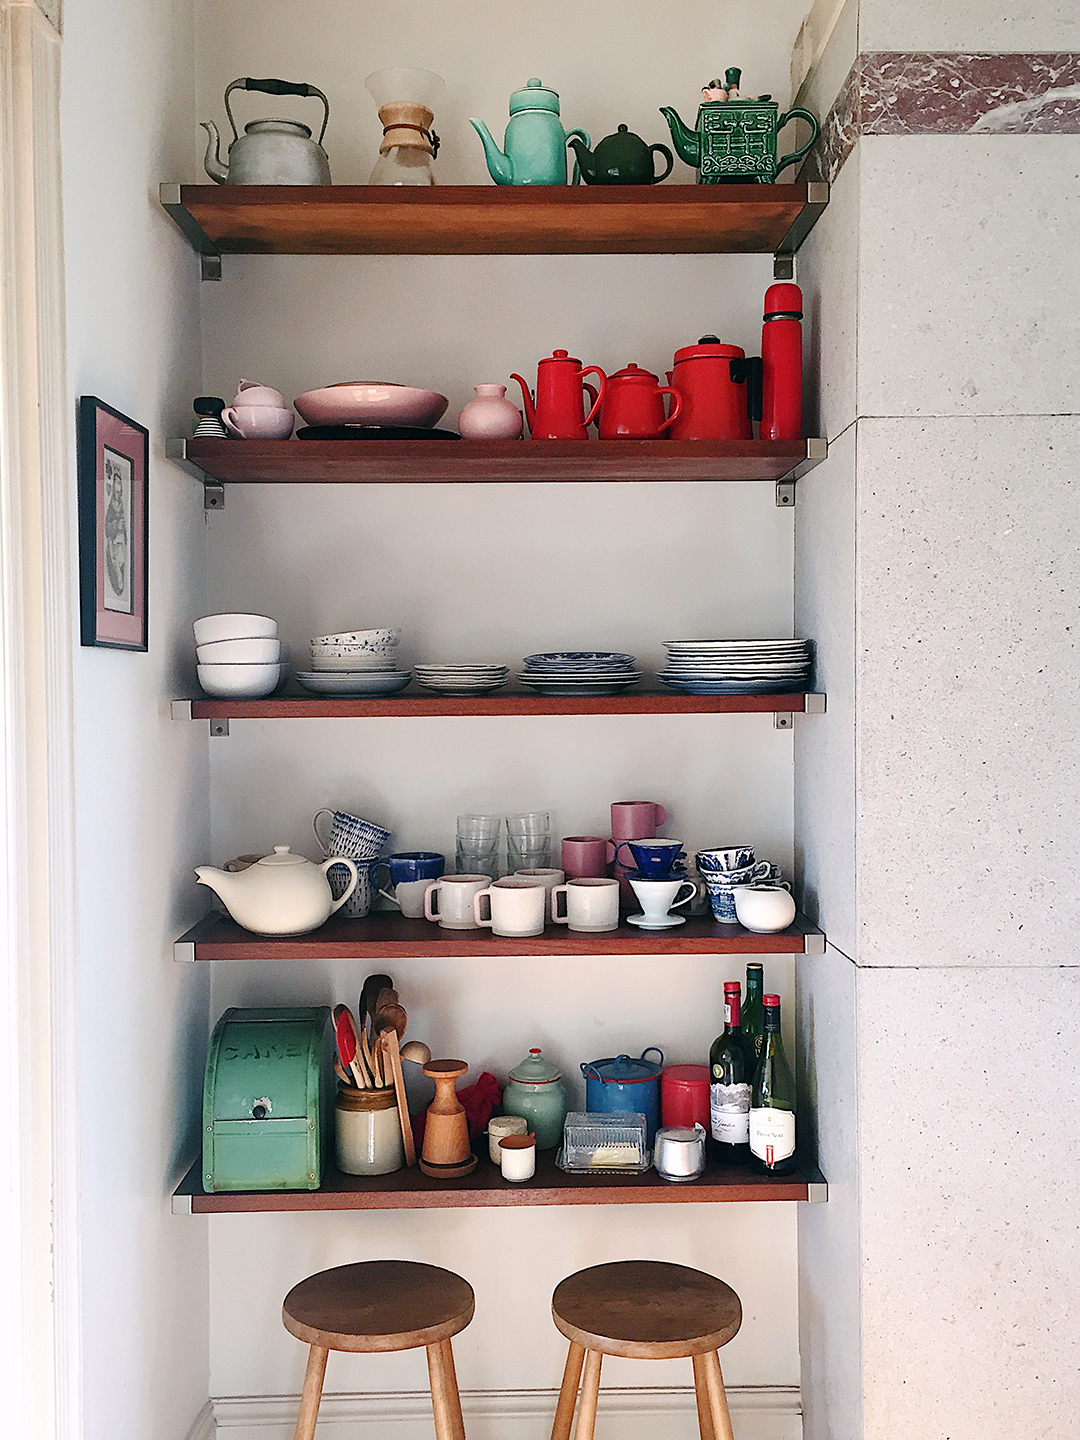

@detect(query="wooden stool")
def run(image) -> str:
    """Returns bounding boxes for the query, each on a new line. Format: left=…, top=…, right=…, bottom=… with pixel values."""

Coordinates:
left=282, top=1260, right=474, bottom=1440
left=549, top=1260, right=742, bottom=1440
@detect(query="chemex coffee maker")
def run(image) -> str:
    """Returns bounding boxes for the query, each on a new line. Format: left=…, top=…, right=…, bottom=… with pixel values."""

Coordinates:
left=365, top=67, right=443, bottom=185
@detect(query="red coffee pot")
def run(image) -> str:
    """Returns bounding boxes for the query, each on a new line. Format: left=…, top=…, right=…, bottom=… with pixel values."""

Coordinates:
left=667, top=336, right=762, bottom=442
left=597, top=363, right=682, bottom=440
left=511, top=350, right=607, bottom=440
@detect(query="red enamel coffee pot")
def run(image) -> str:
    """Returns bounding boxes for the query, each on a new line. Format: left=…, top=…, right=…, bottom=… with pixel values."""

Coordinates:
left=511, top=350, right=607, bottom=440
left=666, top=336, right=762, bottom=442
left=597, top=363, right=682, bottom=439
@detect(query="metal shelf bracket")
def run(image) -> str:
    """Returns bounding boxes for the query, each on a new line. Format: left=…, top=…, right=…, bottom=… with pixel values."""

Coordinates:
left=775, top=480, right=795, bottom=507
left=774, top=713, right=793, bottom=730
left=209, top=719, right=230, bottom=738
left=160, top=185, right=222, bottom=281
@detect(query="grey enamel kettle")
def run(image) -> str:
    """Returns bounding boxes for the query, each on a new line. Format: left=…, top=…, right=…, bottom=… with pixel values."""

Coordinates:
left=201, top=77, right=331, bottom=185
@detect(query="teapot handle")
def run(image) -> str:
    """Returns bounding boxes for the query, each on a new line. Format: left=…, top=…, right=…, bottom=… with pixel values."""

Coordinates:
left=224, top=77, right=330, bottom=146
left=657, top=386, right=682, bottom=432
left=323, top=855, right=358, bottom=913
left=564, top=128, right=591, bottom=185
left=650, top=143, right=674, bottom=183
left=775, top=106, right=819, bottom=179
left=579, top=366, right=607, bottom=428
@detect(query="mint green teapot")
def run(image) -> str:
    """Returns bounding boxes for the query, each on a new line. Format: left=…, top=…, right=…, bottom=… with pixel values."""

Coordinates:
left=470, top=78, right=590, bottom=186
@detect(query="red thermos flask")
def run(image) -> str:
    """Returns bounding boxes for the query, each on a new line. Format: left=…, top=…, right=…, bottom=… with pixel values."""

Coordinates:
left=760, top=283, right=803, bottom=441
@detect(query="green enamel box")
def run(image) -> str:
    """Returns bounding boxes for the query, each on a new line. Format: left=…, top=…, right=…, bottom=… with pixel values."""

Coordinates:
left=202, top=1006, right=332, bottom=1192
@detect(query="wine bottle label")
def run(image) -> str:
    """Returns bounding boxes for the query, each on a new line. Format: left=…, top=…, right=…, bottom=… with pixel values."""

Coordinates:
left=749, top=1107, right=796, bottom=1166
left=710, top=1082, right=750, bottom=1145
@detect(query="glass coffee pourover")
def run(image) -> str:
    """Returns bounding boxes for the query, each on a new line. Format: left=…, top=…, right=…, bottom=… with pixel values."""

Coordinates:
left=365, top=67, right=444, bottom=185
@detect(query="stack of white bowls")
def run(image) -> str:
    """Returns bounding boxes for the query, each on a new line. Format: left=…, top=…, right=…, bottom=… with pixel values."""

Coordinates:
left=195, top=614, right=282, bottom=697
left=296, top=627, right=412, bottom=697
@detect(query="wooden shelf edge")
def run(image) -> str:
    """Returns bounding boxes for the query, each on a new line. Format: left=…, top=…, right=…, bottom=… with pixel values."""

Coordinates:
left=171, top=1153, right=827, bottom=1213
left=172, top=910, right=825, bottom=960
left=172, top=692, right=825, bottom=720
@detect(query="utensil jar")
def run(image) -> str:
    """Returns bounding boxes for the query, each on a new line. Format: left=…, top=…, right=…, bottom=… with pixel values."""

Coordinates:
left=335, top=1085, right=405, bottom=1176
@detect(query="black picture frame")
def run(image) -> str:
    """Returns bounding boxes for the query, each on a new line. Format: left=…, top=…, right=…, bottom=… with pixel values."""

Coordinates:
left=77, top=396, right=149, bottom=650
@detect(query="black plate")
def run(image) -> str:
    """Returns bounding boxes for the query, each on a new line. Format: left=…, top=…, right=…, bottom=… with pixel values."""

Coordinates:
left=296, top=425, right=461, bottom=440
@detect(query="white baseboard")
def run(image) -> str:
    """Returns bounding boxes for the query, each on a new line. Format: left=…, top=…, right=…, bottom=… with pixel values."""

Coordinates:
left=210, top=1385, right=801, bottom=1440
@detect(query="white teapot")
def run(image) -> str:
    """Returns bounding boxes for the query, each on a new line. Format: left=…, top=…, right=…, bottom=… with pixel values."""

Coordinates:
left=195, top=845, right=358, bottom=936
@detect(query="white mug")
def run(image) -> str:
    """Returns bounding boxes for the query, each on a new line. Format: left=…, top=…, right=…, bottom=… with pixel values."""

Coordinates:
left=628, top=875, right=700, bottom=928
left=473, top=877, right=547, bottom=937
left=514, top=867, right=565, bottom=894
left=424, top=874, right=490, bottom=930
left=379, top=877, right=432, bottom=919
left=732, top=884, right=797, bottom=933
left=550, top=877, right=620, bottom=932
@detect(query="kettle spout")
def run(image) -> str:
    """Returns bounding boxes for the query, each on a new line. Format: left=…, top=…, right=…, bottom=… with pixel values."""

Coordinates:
left=469, top=118, right=514, bottom=185
left=508, top=374, right=536, bottom=433
left=200, top=121, right=229, bottom=184
left=659, top=107, right=700, bottom=169
left=195, top=864, right=234, bottom=903
left=566, top=136, right=596, bottom=184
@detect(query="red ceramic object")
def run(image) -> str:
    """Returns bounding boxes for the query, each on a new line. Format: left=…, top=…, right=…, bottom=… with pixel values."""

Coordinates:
left=667, top=336, right=754, bottom=442
left=511, top=350, right=607, bottom=440
left=661, top=1063, right=710, bottom=1130
left=760, top=283, right=803, bottom=442
left=597, top=363, right=682, bottom=439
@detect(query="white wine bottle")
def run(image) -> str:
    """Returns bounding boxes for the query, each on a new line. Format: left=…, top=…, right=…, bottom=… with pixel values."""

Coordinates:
left=749, top=993, right=796, bottom=1174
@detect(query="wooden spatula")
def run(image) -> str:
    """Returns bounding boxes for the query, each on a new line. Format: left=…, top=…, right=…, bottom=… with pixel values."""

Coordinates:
left=379, top=1026, right=416, bottom=1167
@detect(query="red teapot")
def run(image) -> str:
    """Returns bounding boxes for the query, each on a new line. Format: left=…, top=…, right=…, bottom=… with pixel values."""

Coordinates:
left=511, top=350, right=606, bottom=440
left=597, top=363, right=682, bottom=440
left=667, top=336, right=762, bottom=442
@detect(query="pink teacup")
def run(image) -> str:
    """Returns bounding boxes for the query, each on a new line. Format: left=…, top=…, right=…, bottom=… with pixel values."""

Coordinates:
left=561, top=836, right=609, bottom=878
left=610, top=800, right=668, bottom=843
left=222, top=404, right=294, bottom=440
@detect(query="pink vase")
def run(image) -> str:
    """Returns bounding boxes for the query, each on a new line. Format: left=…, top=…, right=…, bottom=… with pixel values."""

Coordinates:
left=457, top=384, right=523, bottom=440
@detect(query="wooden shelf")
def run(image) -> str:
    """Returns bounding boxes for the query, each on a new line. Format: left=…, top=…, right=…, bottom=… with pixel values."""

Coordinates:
left=173, top=692, right=824, bottom=721
left=168, top=436, right=826, bottom=486
left=173, top=910, right=824, bottom=961
left=159, top=183, right=828, bottom=261
left=172, top=1150, right=827, bottom=1213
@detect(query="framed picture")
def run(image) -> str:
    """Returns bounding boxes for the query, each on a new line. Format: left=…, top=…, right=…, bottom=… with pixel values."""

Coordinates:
left=77, top=396, right=149, bottom=650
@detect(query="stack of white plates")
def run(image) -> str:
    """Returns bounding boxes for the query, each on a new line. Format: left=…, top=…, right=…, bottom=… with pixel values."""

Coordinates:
left=414, top=663, right=509, bottom=695
left=517, top=651, right=642, bottom=697
left=296, top=626, right=412, bottom=696
left=658, top=639, right=813, bottom=694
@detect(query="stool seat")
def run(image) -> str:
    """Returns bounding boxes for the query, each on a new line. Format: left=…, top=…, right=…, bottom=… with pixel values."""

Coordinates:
left=552, top=1260, right=741, bottom=1360
left=283, top=1260, right=474, bottom=1354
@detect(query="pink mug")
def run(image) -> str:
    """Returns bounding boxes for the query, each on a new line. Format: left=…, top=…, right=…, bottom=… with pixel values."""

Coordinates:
left=610, top=800, right=668, bottom=844
left=562, top=836, right=609, bottom=879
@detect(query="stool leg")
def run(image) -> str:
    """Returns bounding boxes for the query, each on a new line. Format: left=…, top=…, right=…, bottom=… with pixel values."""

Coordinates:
left=293, top=1344, right=328, bottom=1440
left=699, top=1350, right=735, bottom=1440
left=691, top=1353, right=717, bottom=1440
left=551, top=1342, right=586, bottom=1440
left=572, top=1349, right=602, bottom=1440
left=427, top=1337, right=467, bottom=1440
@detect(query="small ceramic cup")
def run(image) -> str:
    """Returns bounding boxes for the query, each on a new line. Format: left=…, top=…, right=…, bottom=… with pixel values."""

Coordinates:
left=424, top=874, right=491, bottom=930
left=499, top=1132, right=537, bottom=1182
left=610, top=800, right=667, bottom=842
left=561, top=835, right=609, bottom=878
left=551, top=877, right=621, bottom=932
left=221, top=404, right=294, bottom=440
left=376, top=852, right=445, bottom=918
left=514, top=867, right=565, bottom=894
left=314, top=808, right=391, bottom=862
left=487, top=1113, right=529, bottom=1164
left=327, top=858, right=379, bottom=918
left=701, top=863, right=773, bottom=924
left=474, top=876, right=548, bottom=938
left=696, top=845, right=756, bottom=873
left=627, top=875, right=700, bottom=928
left=732, top=884, right=797, bottom=933
left=613, top=838, right=687, bottom=877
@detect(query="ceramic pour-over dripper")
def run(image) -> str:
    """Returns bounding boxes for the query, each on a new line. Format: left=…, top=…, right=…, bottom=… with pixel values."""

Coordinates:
left=365, top=68, right=444, bottom=185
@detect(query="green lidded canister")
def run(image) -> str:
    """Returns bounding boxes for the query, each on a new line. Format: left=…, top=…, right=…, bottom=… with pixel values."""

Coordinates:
left=202, top=1006, right=332, bottom=1192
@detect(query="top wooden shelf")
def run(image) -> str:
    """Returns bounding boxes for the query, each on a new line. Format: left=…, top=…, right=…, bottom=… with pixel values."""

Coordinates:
left=159, top=183, right=828, bottom=262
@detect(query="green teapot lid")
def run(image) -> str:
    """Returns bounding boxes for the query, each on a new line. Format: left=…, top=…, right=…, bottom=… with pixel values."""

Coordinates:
left=509, top=1047, right=562, bottom=1083
left=509, top=77, right=560, bottom=115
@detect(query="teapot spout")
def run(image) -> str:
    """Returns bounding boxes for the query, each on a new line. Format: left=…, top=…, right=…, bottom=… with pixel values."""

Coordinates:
left=469, top=118, right=514, bottom=185
left=195, top=864, right=235, bottom=903
left=566, top=135, right=596, bottom=184
left=200, top=121, right=229, bottom=184
left=508, top=374, right=536, bottom=433
left=659, top=106, right=699, bottom=169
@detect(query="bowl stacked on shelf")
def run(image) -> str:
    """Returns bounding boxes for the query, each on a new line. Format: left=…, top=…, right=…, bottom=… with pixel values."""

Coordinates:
left=516, top=651, right=642, bottom=697
left=657, top=638, right=813, bottom=694
left=295, top=627, right=412, bottom=696
left=413, top=663, right=509, bottom=695
left=195, top=614, right=282, bottom=698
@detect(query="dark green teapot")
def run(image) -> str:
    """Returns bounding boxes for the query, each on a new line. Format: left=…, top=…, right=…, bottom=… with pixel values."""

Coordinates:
left=568, top=125, right=674, bottom=185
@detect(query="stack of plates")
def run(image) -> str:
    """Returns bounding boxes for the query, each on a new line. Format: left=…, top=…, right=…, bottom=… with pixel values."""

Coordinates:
left=517, top=651, right=642, bottom=697
left=658, top=639, right=813, bottom=694
left=296, top=626, right=413, bottom=696
left=414, top=663, right=509, bottom=695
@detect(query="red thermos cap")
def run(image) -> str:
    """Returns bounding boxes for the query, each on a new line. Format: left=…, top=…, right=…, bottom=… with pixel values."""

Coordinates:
left=763, top=283, right=803, bottom=318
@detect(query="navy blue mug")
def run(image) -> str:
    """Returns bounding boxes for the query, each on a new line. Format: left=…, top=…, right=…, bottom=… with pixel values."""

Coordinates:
left=613, top=838, right=686, bottom=877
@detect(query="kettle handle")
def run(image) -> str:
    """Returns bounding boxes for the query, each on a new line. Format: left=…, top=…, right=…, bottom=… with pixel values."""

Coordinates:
left=323, top=855, right=358, bottom=913
left=579, top=366, right=607, bottom=428
left=581, top=1062, right=602, bottom=1081
left=641, top=1046, right=665, bottom=1067
left=224, top=77, right=330, bottom=146
left=657, top=386, right=682, bottom=433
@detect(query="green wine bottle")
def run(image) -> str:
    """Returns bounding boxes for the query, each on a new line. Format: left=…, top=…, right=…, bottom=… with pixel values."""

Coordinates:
left=749, top=994, right=796, bottom=1174
left=709, top=981, right=751, bottom=1162
left=742, top=962, right=765, bottom=1065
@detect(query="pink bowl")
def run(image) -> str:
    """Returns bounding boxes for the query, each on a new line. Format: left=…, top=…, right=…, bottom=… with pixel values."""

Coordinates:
left=294, top=383, right=448, bottom=428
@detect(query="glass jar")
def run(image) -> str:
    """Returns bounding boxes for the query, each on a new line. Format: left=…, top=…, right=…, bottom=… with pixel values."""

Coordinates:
left=335, top=1085, right=404, bottom=1175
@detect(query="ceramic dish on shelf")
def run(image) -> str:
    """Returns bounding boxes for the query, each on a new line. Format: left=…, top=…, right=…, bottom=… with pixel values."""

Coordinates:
left=198, top=661, right=282, bottom=698
left=414, top=663, right=509, bottom=695
left=294, top=384, right=449, bottom=428
left=193, top=612, right=278, bottom=646
left=522, top=651, right=636, bottom=670
left=296, top=425, right=461, bottom=440
left=295, top=670, right=413, bottom=696
left=517, top=676, right=643, bottom=697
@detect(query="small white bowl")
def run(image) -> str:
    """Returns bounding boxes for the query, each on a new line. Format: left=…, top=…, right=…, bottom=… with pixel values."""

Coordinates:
left=197, top=662, right=281, bottom=698
left=197, top=637, right=281, bottom=664
left=194, top=613, right=278, bottom=646
left=312, top=628, right=400, bottom=648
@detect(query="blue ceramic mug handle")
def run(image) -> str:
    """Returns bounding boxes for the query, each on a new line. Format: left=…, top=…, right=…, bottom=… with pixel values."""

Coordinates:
left=613, top=841, right=635, bottom=868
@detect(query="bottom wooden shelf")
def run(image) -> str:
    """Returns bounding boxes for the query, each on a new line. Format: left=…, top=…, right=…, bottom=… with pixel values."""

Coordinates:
left=172, top=1150, right=826, bottom=1213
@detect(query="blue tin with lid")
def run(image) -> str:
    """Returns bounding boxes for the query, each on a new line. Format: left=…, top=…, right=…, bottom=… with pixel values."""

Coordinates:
left=581, top=1048, right=665, bottom=1143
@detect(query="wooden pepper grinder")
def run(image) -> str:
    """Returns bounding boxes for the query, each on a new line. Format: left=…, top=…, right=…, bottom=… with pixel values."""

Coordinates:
left=420, top=1060, right=477, bottom=1179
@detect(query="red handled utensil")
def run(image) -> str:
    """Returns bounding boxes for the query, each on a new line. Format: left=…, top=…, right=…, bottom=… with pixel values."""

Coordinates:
left=333, top=1004, right=370, bottom=1088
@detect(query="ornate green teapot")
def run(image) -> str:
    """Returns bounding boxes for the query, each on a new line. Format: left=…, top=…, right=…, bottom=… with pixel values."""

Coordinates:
left=660, top=82, right=818, bottom=184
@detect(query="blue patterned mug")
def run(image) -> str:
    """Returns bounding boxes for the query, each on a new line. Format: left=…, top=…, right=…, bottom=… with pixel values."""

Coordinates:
left=376, top=851, right=445, bottom=918
left=696, top=845, right=756, bottom=874
left=313, top=807, right=391, bottom=862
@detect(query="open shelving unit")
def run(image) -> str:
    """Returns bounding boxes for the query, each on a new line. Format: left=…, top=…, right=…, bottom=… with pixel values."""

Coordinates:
left=172, top=1150, right=827, bottom=1213
left=172, top=693, right=825, bottom=722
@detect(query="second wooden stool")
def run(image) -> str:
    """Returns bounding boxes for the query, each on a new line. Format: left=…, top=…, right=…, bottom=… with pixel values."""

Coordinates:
left=549, top=1260, right=742, bottom=1440
left=283, top=1259, right=474, bottom=1440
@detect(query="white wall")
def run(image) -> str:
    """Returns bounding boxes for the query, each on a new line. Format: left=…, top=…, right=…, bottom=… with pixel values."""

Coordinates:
left=61, top=0, right=212, bottom=1437
left=191, top=0, right=815, bottom=1423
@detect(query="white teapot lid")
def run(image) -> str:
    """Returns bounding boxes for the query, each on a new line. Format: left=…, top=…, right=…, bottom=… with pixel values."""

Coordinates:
left=255, top=845, right=308, bottom=867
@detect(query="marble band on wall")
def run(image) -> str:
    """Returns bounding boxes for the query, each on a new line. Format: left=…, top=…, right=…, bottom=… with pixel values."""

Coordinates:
left=808, top=53, right=1080, bottom=183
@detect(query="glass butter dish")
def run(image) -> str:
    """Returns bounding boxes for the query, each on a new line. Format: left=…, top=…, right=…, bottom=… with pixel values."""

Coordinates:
left=556, top=1112, right=651, bottom=1175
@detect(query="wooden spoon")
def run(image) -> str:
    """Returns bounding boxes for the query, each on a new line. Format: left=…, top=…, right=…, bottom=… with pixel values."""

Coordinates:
left=400, top=1040, right=431, bottom=1065
left=375, top=1000, right=408, bottom=1038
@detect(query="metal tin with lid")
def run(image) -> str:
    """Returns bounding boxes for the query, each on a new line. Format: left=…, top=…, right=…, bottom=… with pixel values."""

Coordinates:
left=581, top=1048, right=665, bottom=1142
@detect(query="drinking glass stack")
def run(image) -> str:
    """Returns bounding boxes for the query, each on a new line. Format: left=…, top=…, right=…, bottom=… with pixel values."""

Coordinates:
left=657, top=638, right=813, bottom=694
left=456, top=813, right=502, bottom=879
left=506, top=811, right=551, bottom=871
